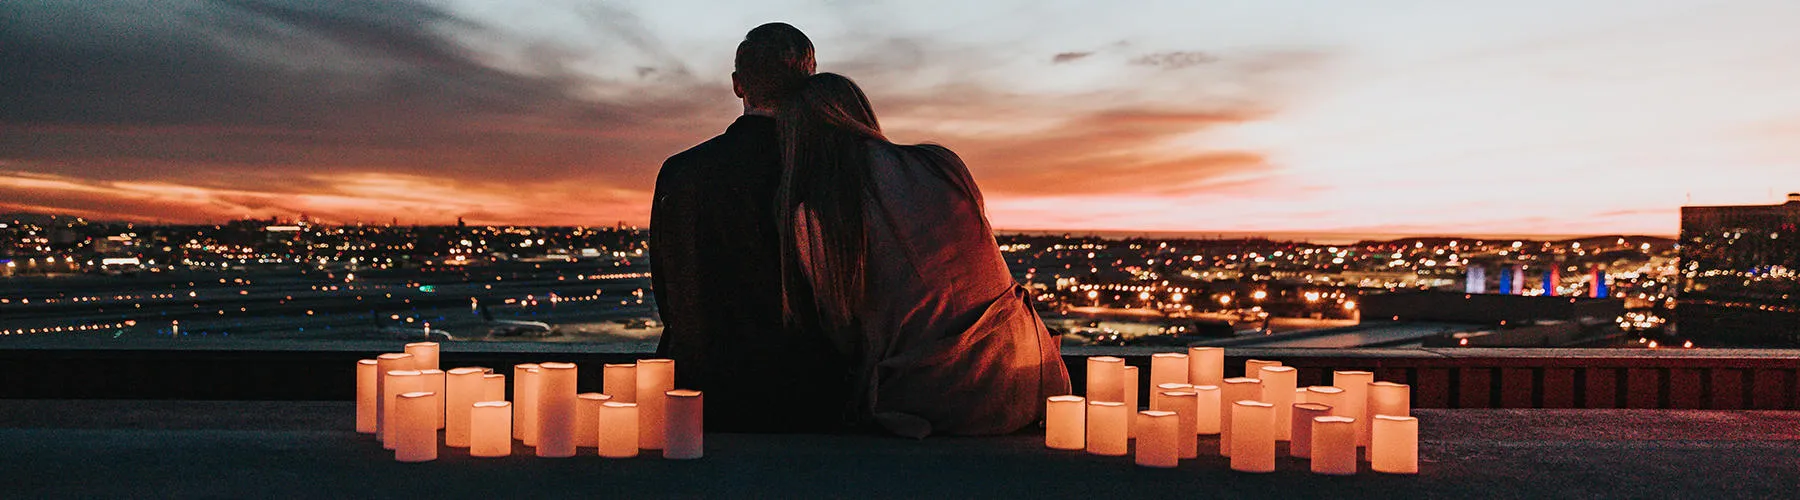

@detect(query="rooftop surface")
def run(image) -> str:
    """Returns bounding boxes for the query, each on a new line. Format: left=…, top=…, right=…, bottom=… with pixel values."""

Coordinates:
left=1, top=401, right=1795, bottom=498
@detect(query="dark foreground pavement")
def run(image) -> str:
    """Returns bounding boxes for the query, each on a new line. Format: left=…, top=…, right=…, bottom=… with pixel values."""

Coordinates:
left=1, top=401, right=1796, bottom=499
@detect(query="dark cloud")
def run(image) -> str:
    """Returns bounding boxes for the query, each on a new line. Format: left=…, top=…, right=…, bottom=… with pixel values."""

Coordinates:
left=1051, top=52, right=1093, bottom=64
left=1130, top=51, right=1218, bottom=69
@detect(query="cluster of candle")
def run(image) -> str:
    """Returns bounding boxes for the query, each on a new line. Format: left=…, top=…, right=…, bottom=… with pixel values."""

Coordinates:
left=355, top=343, right=705, bottom=462
left=1045, top=347, right=1418, bottom=474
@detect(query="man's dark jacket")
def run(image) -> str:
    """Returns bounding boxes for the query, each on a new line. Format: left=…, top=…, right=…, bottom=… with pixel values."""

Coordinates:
left=650, top=115, right=847, bottom=432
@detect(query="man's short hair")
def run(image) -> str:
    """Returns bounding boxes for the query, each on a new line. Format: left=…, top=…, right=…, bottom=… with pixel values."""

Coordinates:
left=736, top=23, right=816, bottom=108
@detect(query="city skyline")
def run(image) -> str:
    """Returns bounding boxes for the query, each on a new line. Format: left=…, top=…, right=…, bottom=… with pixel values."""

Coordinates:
left=4, top=0, right=1800, bottom=235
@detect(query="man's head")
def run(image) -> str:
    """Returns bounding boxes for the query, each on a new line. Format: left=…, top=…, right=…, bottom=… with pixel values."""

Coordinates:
left=733, top=23, right=815, bottom=112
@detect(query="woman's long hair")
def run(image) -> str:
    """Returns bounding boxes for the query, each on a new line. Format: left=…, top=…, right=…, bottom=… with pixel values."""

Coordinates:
left=776, top=73, right=886, bottom=330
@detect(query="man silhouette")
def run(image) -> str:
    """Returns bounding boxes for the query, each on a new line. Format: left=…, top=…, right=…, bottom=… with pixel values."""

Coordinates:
left=650, top=23, right=846, bottom=432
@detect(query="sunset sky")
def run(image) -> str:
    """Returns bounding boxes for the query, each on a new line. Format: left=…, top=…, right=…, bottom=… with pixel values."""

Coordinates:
left=4, top=0, right=1799, bottom=236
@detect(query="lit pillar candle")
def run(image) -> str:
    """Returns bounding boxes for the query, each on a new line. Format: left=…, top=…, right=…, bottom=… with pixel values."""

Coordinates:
left=1368, top=381, right=1412, bottom=419
left=1045, top=396, right=1086, bottom=450
left=355, top=359, right=377, bottom=434
left=1229, top=400, right=1276, bottom=473
left=395, top=391, right=437, bottom=463
left=374, top=352, right=414, bottom=441
left=482, top=373, right=505, bottom=401
left=1158, top=390, right=1199, bottom=459
left=636, top=359, right=675, bottom=450
left=1259, top=366, right=1297, bottom=441
left=445, top=368, right=484, bottom=447
left=420, top=369, right=446, bottom=430
left=470, top=401, right=512, bottom=458
left=1332, top=371, right=1374, bottom=447
left=1085, top=401, right=1128, bottom=456
left=404, top=342, right=439, bottom=371
left=664, top=390, right=704, bottom=459
left=1311, top=416, right=1357, bottom=475
left=536, top=362, right=578, bottom=458
left=1218, top=377, right=1262, bottom=456
left=513, top=364, right=539, bottom=443
left=603, top=363, right=637, bottom=403
left=1371, top=415, right=1419, bottom=474
left=1085, top=356, right=1125, bottom=403
left=1193, top=385, right=1221, bottom=435
left=1289, top=403, right=1333, bottom=458
left=1150, top=352, right=1188, bottom=388
left=1188, top=347, right=1223, bottom=387
left=576, top=393, right=610, bottom=448
left=1296, top=387, right=1309, bottom=404
left=1245, top=359, right=1281, bottom=378
left=1306, top=386, right=1347, bottom=416
left=1123, top=365, right=1139, bottom=438
left=1151, top=383, right=1192, bottom=411
left=597, top=402, right=639, bottom=458
left=382, top=369, right=423, bottom=450
left=1134, top=411, right=1179, bottom=468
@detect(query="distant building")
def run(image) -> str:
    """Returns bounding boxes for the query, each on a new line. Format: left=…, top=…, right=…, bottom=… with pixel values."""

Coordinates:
left=1677, top=193, right=1800, bottom=346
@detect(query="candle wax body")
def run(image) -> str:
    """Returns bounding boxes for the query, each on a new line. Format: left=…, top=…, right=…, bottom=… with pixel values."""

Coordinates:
left=1085, top=401, right=1128, bottom=456
left=603, top=363, right=637, bottom=403
left=1124, top=366, right=1139, bottom=439
left=1371, top=415, right=1419, bottom=474
left=1159, top=391, right=1199, bottom=459
left=1333, top=371, right=1374, bottom=447
left=404, top=342, right=439, bottom=372
left=1218, top=377, right=1262, bottom=456
left=355, top=359, right=377, bottom=434
left=536, top=362, right=578, bottom=458
left=1244, top=359, right=1281, bottom=378
left=1259, top=366, right=1298, bottom=440
left=470, top=402, right=512, bottom=458
left=513, top=364, right=539, bottom=442
left=482, top=374, right=505, bottom=402
left=1085, top=357, right=1125, bottom=403
left=1311, top=416, right=1357, bottom=475
left=1290, top=403, right=1333, bottom=458
left=1188, top=347, right=1224, bottom=387
left=420, top=369, right=446, bottom=430
left=1149, top=353, right=1189, bottom=389
left=636, top=359, right=675, bottom=450
left=1368, top=381, right=1412, bottom=420
left=1230, top=401, right=1276, bottom=473
left=1134, top=411, right=1179, bottom=468
left=382, top=370, right=423, bottom=450
left=597, top=402, right=639, bottom=458
left=395, top=392, right=437, bottom=462
left=576, top=393, right=611, bottom=448
left=445, top=367, right=484, bottom=448
left=1306, top=386, right=1347, bottom=417
left=1045, top=396, right=1086, bottom=450
left=664, top=390, right=704, bottom=459
left=1193, top=385, right=1222, bottom=435
left=374, top=353, right=414, bottom=441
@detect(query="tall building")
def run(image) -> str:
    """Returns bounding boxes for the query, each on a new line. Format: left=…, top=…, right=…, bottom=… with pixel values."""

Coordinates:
left=1677, top=193, right=1800, bottom=346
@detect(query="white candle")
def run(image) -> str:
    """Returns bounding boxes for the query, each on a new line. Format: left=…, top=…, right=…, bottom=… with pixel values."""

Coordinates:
left=470, top=401, right=511, bottom=458
left=536, top=362, right=578, bottom=458
left=1290, top=402, right=1333, bottom=458
left=1193, top=385, right=1221, bottom=435
left=636, top=359, right=675, bottom=450
left=1371, top=415, right=1419, bottom=474
left=382, top=369, right=422, bottom=450
left=664, top=390, right=704, bottom=459
left=1150, top=352, right=1188, bottom=388
left=1045, top=395, right=1085, bottom=450
left=1259, top=366, right=1297, bottom=441
left=374, top=352, right=413, bottom=441
left=1229, top=400, right=1276, bottom=473
left=1245, top=359, right=1281, bottom=378
left=513, top=363, right=539, bottom=442
left=1158, top=390, right=1198, bottom=459
left=1218, top=377, right=1262, bottom=456
left=577, top=393, right=610, bottom=448
left=445, top=367, right=484, bottom=448
left=1085, top=356, right=1125, bottom=403
left=1368, top=381, right=1412, bottom=419
left=395, top=391, right=437, bottom=463
left=482, top=373, right=505, bottom=402
left=1124, top=365, right=1139, bottom=438
left=1085, top=401, right=1128, bottom=456
left=1332, top=371, right=1374, bottom=447
left=404, top=342, right=439, bottom=371
left=1306, top=386, right=1347, bottom=417
left=603, top=363, right=637, bottom=403
left=597, top=402, right=639, bottom=458
left=1311, top=416, right=1357, bottom=475
left=420, top=369, right=446, bottom=430
left=355, top=359, right=377, bottom=434
left=1188, top=347, right=1223, bottom=387
left=1135, top=411, right=1179, bottom=468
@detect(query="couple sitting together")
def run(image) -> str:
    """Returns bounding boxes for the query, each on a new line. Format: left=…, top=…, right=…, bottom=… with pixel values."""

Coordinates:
left=650, top=23, right=1071, bottom=438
